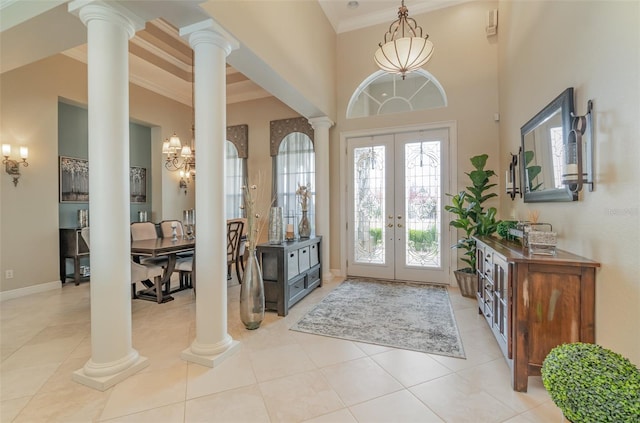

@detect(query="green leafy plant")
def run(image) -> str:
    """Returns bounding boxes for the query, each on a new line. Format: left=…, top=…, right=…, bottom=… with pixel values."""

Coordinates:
left=496, top=220, right=518, bottom=240
left=409, top=227, right=438, bottom=252
left=444, top=154, right=500, bottom=273
left=524, top=150, right=542, bottom=192
left=369, top=228, right=382, bottom=246
left=542, top=342, right=640, bottom=423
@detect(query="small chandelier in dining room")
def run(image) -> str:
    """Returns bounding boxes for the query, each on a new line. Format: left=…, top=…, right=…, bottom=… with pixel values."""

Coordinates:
left=374, top=0, right=434, bottom=79
left=162, top=131, right=194, bottom=175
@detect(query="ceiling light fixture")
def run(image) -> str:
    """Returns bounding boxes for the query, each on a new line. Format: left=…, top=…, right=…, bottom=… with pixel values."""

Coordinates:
left=374, top=0, right=434, bottom=80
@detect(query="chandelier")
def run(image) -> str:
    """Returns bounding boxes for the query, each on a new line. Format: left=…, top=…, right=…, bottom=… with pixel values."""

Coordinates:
left=162, top=131, right=195, bottom=178
left=374, top=0, right=434, bottom=79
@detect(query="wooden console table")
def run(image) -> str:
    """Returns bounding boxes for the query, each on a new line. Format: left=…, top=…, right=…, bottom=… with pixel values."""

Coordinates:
left=474, top=236, right=600, bottom=392
left=257, top=237, right=322, bottom=316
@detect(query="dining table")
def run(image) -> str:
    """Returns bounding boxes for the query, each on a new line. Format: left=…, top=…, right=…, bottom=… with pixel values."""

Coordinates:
left=131, top=236, right=195, bottom=303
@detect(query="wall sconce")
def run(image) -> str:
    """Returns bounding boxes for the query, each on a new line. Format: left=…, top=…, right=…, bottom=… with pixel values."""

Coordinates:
left=179, top=169, right=192, bottom=195
left=506, top=149, right=521, bottom=200
left=2, top=144, right=29, bottom=186
left=562, top=100, right=594, bottom=193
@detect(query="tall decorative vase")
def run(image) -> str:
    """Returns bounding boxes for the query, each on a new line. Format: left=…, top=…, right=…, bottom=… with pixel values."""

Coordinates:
left=240, top=249, right=265, bottom=330
left=298, top=210, right=311, bottom=239
left=268, top=206, right=283, bottom=244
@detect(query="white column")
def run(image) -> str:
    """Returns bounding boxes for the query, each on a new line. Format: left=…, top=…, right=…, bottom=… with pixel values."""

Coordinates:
left=308, top=117, right=334, bottom=281
left=68, top=1, right=147, bottom=391
left=180, top=20, right=240, bottom=367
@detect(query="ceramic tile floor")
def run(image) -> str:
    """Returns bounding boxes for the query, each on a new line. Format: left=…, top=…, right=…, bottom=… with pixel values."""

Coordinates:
left=0, top=276, right=568, bottom=422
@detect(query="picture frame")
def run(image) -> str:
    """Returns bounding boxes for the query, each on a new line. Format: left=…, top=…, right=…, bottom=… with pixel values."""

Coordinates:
left=59, top=157, right=147, bottom=204
left=130, top=166, right=147, bottom=203
left=59, top=156, right=89, bottom=202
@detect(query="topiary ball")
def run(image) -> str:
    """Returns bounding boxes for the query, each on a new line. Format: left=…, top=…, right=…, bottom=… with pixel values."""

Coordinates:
left=541, top=342, right=640, bottom=423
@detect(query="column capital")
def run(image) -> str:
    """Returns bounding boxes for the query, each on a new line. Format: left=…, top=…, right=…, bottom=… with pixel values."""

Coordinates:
left=180, top=19, right=239, bottom=57
left=68, top=0, right=144, bottom=39
left=308, top=116, right=334, bottom=130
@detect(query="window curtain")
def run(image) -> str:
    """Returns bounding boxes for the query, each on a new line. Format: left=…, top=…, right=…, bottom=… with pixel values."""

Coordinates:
left=275, top=133, right=315, bottom=237
left=225, top=141, right=245, bottom=219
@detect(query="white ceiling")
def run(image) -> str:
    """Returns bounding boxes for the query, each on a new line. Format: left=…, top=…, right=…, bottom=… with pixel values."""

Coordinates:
left=318, top=0, right=473, bottom=33
left=0, top=0, right=473, bottom=111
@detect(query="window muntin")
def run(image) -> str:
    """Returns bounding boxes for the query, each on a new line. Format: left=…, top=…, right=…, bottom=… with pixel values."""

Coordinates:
left=275, top=132, right=315, bottom=236
left=347, top=69, right=447, bottom=119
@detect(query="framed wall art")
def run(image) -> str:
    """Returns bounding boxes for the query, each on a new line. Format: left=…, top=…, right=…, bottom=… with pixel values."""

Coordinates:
left=59, top=156, right=89, bottom=202
left=130, top=166, right=147, bottom=203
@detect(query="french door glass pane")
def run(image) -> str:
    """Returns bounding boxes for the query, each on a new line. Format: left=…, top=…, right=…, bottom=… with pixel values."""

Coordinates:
left=353, top=145, right=385, bottom=264
left=404, top=141, right=441, bottom=267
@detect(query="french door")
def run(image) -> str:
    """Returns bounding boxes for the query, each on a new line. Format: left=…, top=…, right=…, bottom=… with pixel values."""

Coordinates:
left=346, top=129, right=450, bottom=284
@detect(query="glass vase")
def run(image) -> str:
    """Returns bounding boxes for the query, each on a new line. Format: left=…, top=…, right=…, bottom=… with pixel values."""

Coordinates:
left=268, top=206, right=283, bottom=244
left=240, top=249, right=265, bottom=330
left=298, top=210, right=311, bottom=239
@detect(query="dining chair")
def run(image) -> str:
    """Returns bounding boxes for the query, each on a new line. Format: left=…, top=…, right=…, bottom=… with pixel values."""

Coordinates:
left=159, top=220, right=184, bottom=239
left=159, top=219, right=193, bottom=290
left=130, top=221, right=160, bottom=240
left=130, top=259, right=164, bottom=302
left=227, top=218, right=246, bottom=283
left=175, top=257, right=194, bottom=293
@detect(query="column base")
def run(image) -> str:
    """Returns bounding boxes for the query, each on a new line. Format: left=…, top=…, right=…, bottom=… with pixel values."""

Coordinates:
left=181, top=339, right=240, bottom=368
left=72, top=355, right=149, bottom=391
left=322, top=269, right=334, bottom=282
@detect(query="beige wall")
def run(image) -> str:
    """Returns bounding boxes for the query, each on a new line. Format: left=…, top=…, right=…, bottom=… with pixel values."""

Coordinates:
left=333, top=1, right=501, bottom=270
left=0, top=54, right=193, bottom=292
left=0, top=51, right=302, bottom=293
left=204, top=0, right=337, bottom=120
left=498, top=0, right=640, bottom=363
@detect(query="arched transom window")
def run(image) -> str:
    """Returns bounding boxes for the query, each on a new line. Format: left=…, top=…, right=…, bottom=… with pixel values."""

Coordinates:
left=347, top=69, right=447, bottom=119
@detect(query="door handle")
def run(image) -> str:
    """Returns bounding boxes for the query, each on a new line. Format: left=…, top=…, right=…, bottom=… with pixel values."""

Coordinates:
left=388, top=215, right=393, bottom=219
left=397, top=215, right=403, bottom=219
left=397, top=223, right=403, bottom=228
left=387, top=223, right=394, bottom=228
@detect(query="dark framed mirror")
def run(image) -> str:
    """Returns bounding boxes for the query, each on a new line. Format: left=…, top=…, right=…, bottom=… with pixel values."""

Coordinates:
left=520, top=87, right=577, bottom=202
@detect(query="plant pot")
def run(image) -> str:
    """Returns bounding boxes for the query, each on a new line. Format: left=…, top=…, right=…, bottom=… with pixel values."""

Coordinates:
left=454, top=269, right=477, bottom=298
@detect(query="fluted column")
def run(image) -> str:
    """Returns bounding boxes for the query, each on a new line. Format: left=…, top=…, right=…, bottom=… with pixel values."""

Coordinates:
left=308, top=117, right=334, bottom=280
left=68, top=1, right=147, bottom=391
left=180, top=20, right=240, bottom=367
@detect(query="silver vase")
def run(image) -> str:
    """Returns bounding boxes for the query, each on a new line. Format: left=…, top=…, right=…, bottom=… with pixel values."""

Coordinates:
left=268, top=206, right=283, bottom=244
left=240, top=249, right=265, bottom=330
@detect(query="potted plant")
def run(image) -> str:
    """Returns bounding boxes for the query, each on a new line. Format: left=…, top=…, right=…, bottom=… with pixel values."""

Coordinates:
left=496, top=220, right=518, bottom=241
left=541, top=342, right=640, bottom=422
left=445, top=154, right=500, bottom=297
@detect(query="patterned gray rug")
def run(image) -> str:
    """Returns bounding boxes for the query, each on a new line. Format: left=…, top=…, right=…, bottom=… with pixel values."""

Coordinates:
left=291, top=278, right=466, bottom=358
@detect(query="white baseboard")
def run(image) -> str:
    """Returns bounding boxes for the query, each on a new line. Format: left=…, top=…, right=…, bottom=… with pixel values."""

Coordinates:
left=0, top=280, right=62, bottom=302
left=330, top=268, right=344, bottom=278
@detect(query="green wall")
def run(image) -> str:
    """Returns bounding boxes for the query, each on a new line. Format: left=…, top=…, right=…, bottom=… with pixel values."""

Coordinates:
left=57, top=101, right=152, bottom=228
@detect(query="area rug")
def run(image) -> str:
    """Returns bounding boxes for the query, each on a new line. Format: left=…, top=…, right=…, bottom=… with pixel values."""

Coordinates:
left=291, top=278, right=466, bottom=358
